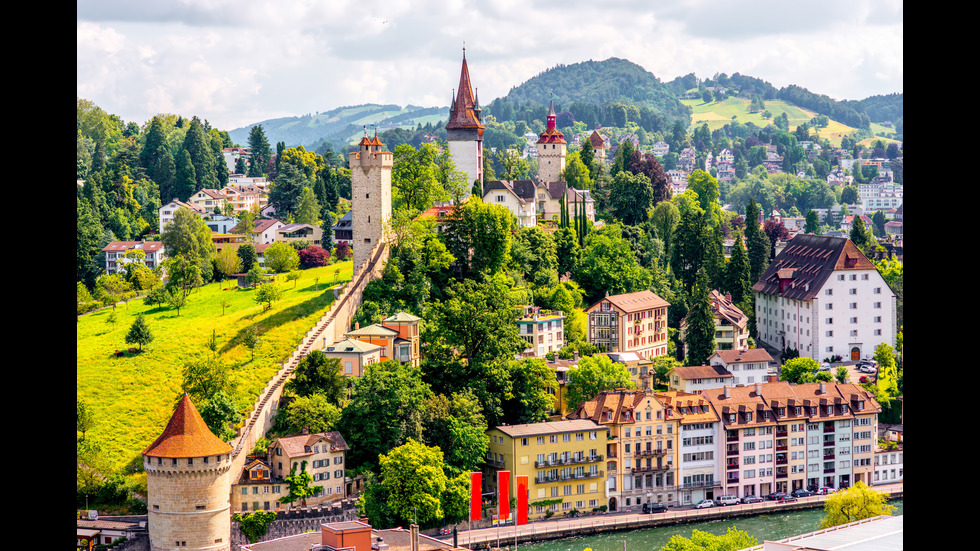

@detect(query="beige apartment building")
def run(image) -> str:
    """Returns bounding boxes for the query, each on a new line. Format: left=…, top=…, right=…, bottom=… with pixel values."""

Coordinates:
left=484, top=419, right=609, bottom=519
left=567, top=389, right=680, bottom=510
left=586, top=291, right=670, bottom=359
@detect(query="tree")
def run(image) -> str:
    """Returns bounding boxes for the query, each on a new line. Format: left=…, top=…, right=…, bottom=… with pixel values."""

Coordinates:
left=161, top=207, right=215, bottom=282
left=280, top=461, right=315, bottom=509
left=285, top=351, right=346, bottom=404
left=377, top=439, right=450, bottom=526
left=725, top=234, right=751, bottom=305
left=182, top=357, right=230, bottom=401
left=242, top=325, right=259, bottom=362
left=198, top=390, right=239, bottom=441
left=805, top=209, right=820, bottom=234
left=660, top=527, right=757, bottom=551
left=502, top=358, right=558, bottom=424
left=442, top=197, right=513, bottom=278
left=77, top=399, right=95, bottom=440
left=780, top=357, right=820, bottom=384
left=565, top=354, right=635, bottom=411
left=237, top=242, right=258, bottom=273
left=294, top=186, right=321, bottom=226
left=574, top=226, right=652, bottom=304
left=233, top=511, right=277, bottom=544
left=392, top=142, right=445, bottom=215
left=819, top=481, right=895, bottom=529
left=254, top=282, right=284, bottom=310
left=744, top=199, right=770, bottom=282
left=684, top=269, right=715, bottom=366
left=215, top=245, right=242, bottom=281
left=298, top=245, right=330, bottom=268
left=247, top=125, right=272, bottom=178
left=182, top=117, right=218, bottom=192
left=338, top=360, right=432, bottom=470
left=608, top=170, right=654, bottom=226
left=280, top=393, right=341, bottom=435
left=264, top=242, right=300, bottom=274
left=849, top=216, right=873, bottom=254
left=422, top=391, right=489, bottom=474
left=125, top=314, right=154, bottom=351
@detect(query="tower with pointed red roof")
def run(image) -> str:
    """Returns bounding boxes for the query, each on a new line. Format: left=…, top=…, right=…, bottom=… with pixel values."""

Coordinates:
left=536, top=96, right=567, bottom=183
left=348, top=128, right=393, bottom=274
left=142, top=394, right=233, bottom=551
left=446, top=48, right=484, bottom=192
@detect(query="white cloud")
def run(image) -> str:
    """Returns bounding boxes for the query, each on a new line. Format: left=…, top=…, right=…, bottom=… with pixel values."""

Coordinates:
left=77, top=2, right=902, bottom=131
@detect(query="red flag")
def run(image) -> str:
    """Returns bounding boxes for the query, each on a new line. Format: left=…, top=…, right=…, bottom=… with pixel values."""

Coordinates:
left=470, top=472, right=482, bottom=521
left=498, top=471, right=510, bottom=520
left=516, top=475, right=528, bottom=525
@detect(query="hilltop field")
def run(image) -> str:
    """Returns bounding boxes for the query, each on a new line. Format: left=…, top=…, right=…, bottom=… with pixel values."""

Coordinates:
left=76, top=262, right=353, bottom=472
left=682, top=97, right=899, bottom=148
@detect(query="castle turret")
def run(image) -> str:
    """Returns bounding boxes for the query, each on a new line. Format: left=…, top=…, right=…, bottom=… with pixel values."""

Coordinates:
left=348, top=129, right=393, bottom=274
left=446, top=48, right=484, bottom=190
left=536, top=96, right=566, bottom=183
left=143, top=394, right=234, bottom=551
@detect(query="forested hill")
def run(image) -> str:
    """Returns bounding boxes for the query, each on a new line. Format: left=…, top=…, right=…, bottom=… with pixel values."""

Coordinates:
left=490, top=57, right=691, bottom=126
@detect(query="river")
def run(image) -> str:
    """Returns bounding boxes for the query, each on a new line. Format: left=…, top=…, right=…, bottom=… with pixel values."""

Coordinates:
left=514, top=499, right=903, bottom=551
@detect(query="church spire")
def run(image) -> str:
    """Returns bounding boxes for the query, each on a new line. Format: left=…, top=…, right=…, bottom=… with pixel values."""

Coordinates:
left=446, top=48, right=484, bottom=131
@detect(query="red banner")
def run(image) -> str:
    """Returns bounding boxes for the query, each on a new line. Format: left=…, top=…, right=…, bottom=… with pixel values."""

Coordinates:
left=470, top=472, right=482, bottom=522
left=498, top=471, right=510, bottom=520
left=516, top=475, right=528, bottom=525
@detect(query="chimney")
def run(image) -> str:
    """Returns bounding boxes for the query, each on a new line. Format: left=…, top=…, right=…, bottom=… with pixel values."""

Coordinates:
left=410, top=524, right=419, bottom=551
left=819, top=382, right=826, bottom=395
left=755, top=382, right=762, bottom=395
left=723, top=386, right=730, bottom=399
left=573, top=351, right=579, bottom=361
left=767, top=374, right=778, bottom=384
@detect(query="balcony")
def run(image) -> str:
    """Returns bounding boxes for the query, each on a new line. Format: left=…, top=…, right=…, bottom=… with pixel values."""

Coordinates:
left=534, top=470, right=604, bottom=484
left=631, top=463, right=671, bottom=473
left=634, top=449, right=667, bottom=458
left=534, top=455, right=603, bottom=468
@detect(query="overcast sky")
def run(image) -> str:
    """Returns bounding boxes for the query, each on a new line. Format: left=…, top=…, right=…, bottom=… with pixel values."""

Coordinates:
left=77, top=0, right=903, bottom=132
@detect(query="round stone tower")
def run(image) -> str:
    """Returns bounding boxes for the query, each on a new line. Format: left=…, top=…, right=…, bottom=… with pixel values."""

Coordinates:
left=142, top=393, right=234, bottom=551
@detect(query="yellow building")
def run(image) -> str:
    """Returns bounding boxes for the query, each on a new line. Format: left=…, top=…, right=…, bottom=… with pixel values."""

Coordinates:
left=567, top=389, right=680, bottom=510
left=485, top=419, right=609, bottom=519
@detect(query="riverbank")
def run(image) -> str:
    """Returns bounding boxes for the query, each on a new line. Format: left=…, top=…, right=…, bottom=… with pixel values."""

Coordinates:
left=448, top=482, right=903, bottom=549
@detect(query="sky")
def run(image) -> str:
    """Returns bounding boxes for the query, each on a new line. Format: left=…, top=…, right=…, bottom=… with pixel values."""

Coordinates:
left=77, top=0, right=903, bottom=132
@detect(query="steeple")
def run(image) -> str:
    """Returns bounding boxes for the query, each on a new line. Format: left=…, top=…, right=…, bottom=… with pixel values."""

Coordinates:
left=446, top=49, right=484, bottom=132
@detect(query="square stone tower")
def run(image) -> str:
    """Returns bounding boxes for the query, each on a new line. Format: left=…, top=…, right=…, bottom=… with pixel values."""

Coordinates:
left=536, top=97, right=567, bottom=183
left=348, top=131, right=392, bottom=274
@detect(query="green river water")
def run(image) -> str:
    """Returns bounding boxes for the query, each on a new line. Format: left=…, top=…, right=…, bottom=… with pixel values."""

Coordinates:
left=516, top=499, right=903, bottom=551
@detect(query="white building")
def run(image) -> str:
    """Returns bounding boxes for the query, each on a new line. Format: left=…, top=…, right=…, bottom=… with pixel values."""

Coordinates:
left=707, top=348, right=774, bottom=387
left=752, top=235, right=897, bottom=362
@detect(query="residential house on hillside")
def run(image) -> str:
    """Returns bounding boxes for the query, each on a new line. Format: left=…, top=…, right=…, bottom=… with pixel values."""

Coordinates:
left=158, top=200, right=205, bottom=234
left=586, top=291, right=670, bottom=359
left=326, top=312, right=422, bottom=368
left=101, top=241, right=166, bottom=274
left=666, top=364, right=735, bottom=394
left=484, top=419, right=609, bottom=520
left=517, top=305, right=566, bottom=358
left=275, top=223, right=324, bottom=247
left=483, top=179, right=595, bottom=227
left=231, top=457, right=285, bottom=513
left=331, top=211, right=353, bottom=247
left=752, top=234, right=896, bottom=361
left=321, top=338, right=384, bottom=379
left=187, top=189, right=230, bottom=214
left=267, top=430, right=349, bottom=507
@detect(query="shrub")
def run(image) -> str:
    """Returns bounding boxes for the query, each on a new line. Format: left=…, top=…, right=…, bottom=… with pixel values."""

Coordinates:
left=299, top=245, right=330, bottom=268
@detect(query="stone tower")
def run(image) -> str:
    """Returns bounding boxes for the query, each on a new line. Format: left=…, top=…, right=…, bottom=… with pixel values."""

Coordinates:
left=536, top=96, right=567, bottom=183
left=446, top=49, right=484, bottom=191
left=348, top=130, right=392, bottom=274
left=142, top=394, right=234, bottom=551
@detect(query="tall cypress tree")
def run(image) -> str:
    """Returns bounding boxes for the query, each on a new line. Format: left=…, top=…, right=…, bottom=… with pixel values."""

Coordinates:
left=174, top=149, right=197, bottom=202
left=745, top=199, right=770, bottom=283
left=726, top=234, right=751, bottom=305
left=685, top=268, right=716, bottom=366
left=247, top=125, right=272, bottom=178
left=182, top=117, right=217, bottom=192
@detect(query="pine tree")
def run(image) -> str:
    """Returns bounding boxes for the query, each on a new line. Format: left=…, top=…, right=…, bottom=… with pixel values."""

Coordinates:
left=247, top=125, right=272, bottom=178
left=125, top=314, right=154, bottom=351
left=744, top=199, right=770, bottom=283
left=182, top=117, right=217, bottom=193
left=174, top=149, right=197, bottom=202
left=726, top=234, right=751, bottom=304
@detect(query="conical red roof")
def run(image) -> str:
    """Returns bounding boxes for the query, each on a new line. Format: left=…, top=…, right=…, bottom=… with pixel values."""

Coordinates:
left=143, top=394, right=232, bottom=458
left=446, top=53, right=484, bottom=131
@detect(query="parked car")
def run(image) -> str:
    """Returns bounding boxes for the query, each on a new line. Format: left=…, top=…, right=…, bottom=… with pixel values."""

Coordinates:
left=778, top=495, right=798, bottom=503
left=859, top=376, right=869, bottom=383
left=818, top=363, right=832, bottom=371
left=817, top=487, right=834, bottom=495
left=858, top=365, right=877, bottom=374
left=694, top=499, right=715, bottom=509
left=767, top=492, right=788, bottom=501
left=643, top=502, right=668, bottom=513
left=792, top=489, right=813, bottom=497
left=716, top=495, right=740, bottom=506
left=741, top=495, right=764, bottom=504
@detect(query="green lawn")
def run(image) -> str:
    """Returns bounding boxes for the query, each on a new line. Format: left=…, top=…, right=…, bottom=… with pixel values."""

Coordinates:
left=76, top=262, right=353, bottom=471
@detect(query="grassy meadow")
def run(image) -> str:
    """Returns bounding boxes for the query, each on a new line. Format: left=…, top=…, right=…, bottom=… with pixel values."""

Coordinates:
left=76, top=261, right=353, bottom=472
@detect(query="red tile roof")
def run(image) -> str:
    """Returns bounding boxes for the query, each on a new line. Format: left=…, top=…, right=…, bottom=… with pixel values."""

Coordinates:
left=142, top=394, right=232, bottom=458
left=446, top=54, right=484, bottom=132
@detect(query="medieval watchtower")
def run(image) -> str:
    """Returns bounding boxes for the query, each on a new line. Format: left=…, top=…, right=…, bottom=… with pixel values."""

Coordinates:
left=536, top=96, right=567, bottom=183
left=348, top=130, right=392, bottom=274
left=142, top=393, right=234, bottom=551
left=446, top=49, right=484, bottom=191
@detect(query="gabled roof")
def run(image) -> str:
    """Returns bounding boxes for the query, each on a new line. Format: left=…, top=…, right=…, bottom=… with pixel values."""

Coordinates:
left=752, top=234, right=879, bottom=301
left=384, top=312, right=421, bottom=323
left=710, top=348, right=773, bottom=365
left=491, top=419, right=606, bottom=438
left=589, top=130, right=605, bottom=149
left=670, top=364, right=734, bottom=381
left=568, top=389, right=646, bottom=425
left=102, top=241, right=165, bottom=253
left=142, top=394, right=232, bottom=458
left=274, top=431, right=349, bottom=459
left=346, top=324, right=399, bottom=338
left=655, top=391, right=719, bottom=424
left=323, top=338, right=383, bottom=354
